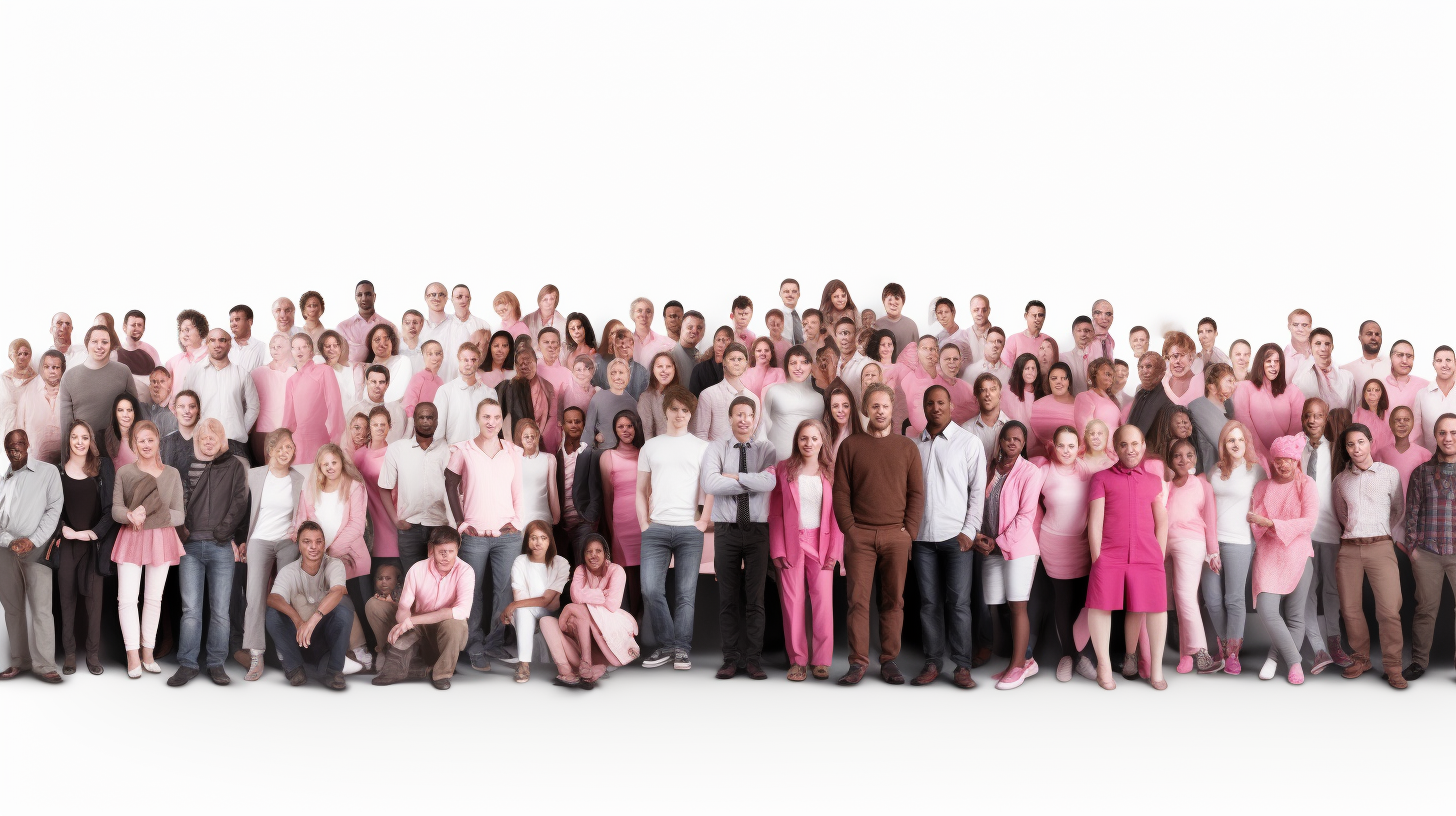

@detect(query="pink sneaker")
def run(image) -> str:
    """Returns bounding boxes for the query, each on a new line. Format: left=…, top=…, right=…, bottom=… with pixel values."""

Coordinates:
left=1288, top=665, right=1305, bottom=685
left=1224, top=638, right=1243, bottom=675
left=995, top=663, right=1029, bottom=690
left=1176, top=655, right=1193, bottom=674
left=1023, top=658, right=1039, bottom=680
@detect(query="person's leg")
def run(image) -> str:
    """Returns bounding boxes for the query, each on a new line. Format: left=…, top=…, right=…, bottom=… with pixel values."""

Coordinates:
left=456, top=533, right=490, bottom=661
left=777, top=554, right=808, bottom=666
left=1365, top=542, right=1404, bottom=675
left=873, top=529, right=910, bottom=665
left=364, top=597, right=398, bottom=654
left=637, top=523, right=672, bottom=652
left=242, top=538, right=277, bottom=653
left=944, top=541, right=974, bottom=670
left=201, top=544, right=235, bottom=669
left=668, top=525, right=704, bottom=652
left=1442, top=554, right=1456, bottom=663
left=740, top=524, right=770, bottom=667
left=320, top=604, right=353, bottom=674
left=1222, top=543, right=1252, bottom=640
left=486, top=532, right=521, bottom=635
left=1005, top=554, right=1038, bottom=671
left=970, top=549, right=993, bottom=659
left=431, top=619, right=469, bottom=681
left=806, top=556, right=835, bottom=667
left=82, top=564, right=103, bottom=662
left=1201, top=551, right=1227, bottom=640
left=1171, top=541, right=1207, bottom=655
left=1122, top=611, right=1145, bottom=662
left=1088, top=608, right=1113, bottom=682
left=513, top=606, right=547, bottom=662
left=1314, top=539, right=1343, bottom=649
left=141, top=565, right=168, bottom=650
left=1259, top=592, right=1301, bottom=666
left=17, top=558, right=57, bottom=675
left=843, top=526, right=874, bottom=667
left=395, top=523, right=426, bottom=577
left=912, top=540, right=945, bottom=669
left=538, top=613, right=575, bottom=680
left=712, top=522, right=746, bottom=665
left=1298, top=541, right=1326, bottom=649
left=1284, top=561, right=1312, bottom=665
left=1051, top=578, right=1076, bottom=659
left=1144, top=611, right=1167, bottom=683
left=177, top=543, right=205, bottom=669
left=1408, top=550, right=1443, bottom=669
left=1336, top=542, right=1371, bottom=667
left=344, top=576, right=372, bottom=651
left=265, top=607, right=304, bottom=673
left=116, top=562, right=142, bottom=653
left=56, top=542, right=81, bottom=661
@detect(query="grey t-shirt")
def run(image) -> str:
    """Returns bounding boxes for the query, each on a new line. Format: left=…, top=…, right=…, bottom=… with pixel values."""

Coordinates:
left=271, top=556, right=347, bottom=619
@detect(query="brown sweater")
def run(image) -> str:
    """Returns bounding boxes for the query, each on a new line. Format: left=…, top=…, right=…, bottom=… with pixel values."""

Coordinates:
left=832, top=433, right=924, bottom=534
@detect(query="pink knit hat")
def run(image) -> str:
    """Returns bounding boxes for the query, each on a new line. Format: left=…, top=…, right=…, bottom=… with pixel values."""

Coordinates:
left=1269, top=434, right=1306, bottom=462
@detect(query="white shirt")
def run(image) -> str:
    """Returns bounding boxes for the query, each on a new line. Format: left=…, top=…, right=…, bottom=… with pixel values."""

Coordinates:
left=1341, top=355, right=1391, bottom=387
left=1301, top=442, right=1340, bottom=542
left=184, top=359, right=261, bottom=443
left=433, top=376, right=498, bottom=445
left=378, top=435, right=451, bottom=526
left=960, top=410, right=1007, bottom=466
left=510, top=553, right=571, bottom=600
left=797, top=473, right=823, bottom=529
left=1211, top=461, right=1265, bottom=544
left=314, top=489, right=344, bottom=545
left=1412, top=381, right=1456, bottom=454
left=347, top=398, right=408, bottom=443
left=252, top=472, right=295, bottom=542
left=838, top=351, right=871, bottom=402
left=53, top=344, right=88, bottom=371
left=420, top=312, right=490, bottom=382
left=638, top=432, right=708, bottom=526
left=914, top=422, right=986, bottom=541
left=963, top=357, right=1010, bottom=388
left=228, top=336, right=269, bottom=373
left=1290, top=357, right=1355, bottom=412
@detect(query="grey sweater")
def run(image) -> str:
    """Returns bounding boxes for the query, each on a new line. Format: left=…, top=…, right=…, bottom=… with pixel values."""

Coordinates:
left=58, top=362, right=138, bottom=441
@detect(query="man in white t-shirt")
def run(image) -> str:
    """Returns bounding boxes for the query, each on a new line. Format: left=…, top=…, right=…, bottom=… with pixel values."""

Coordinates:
left=264, top=522, right=353, bottom=690
left=637, top=385, right=713, bottom=672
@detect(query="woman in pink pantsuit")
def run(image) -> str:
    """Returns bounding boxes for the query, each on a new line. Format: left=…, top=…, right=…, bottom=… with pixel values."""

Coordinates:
left=1073, top=358, right=1122, bottom=442
left=769, top=419, right=842, bottom=681
left=1086, top=424, right=1169, bottom=690
left=1160, top=439, right=1222, bottom=674
left=281, top=334, right=344, bottom=464
left=539, top=534, right=639, bottom=688
left=1231, top=343, right=1304, bottom=463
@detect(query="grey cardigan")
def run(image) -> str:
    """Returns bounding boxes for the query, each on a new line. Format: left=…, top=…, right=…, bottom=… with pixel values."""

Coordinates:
left=245, top=465, right=305, bottom=541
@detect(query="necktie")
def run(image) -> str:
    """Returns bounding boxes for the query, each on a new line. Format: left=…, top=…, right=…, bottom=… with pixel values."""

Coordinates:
left=790, top=310, right=804, bottom=345
left=1305, top=441, right=1320, bottom=479
left=735, top=442, right=750, bottom=525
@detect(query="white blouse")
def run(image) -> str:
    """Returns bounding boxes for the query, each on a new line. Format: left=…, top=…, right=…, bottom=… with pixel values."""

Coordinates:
left=1211, top=460, right=1265, bottom=545
left=510, top=554, right=571, bottom=600
left=797, top=473, right=823, bottom=530
left=314, top=489, right=344, bottom=545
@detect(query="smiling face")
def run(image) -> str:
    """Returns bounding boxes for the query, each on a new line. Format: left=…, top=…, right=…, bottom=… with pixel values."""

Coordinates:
left=935, top=303, right=955, bottom=330
left=753, top=340, right=773, bottom=367
left=87, top=327, right=112, bottom=361
left=614, top=415, right=636, bottom=447
left=1025, top=305, right=1045, bottom=335
left=938, top=345, right=961, bottom=379
left=1288, top=312, right=1311, bottom=344
left=115, top=399, right=135, bottom=431
left=1047, top=368, right=1070, bottom=397
left=976, top=377, right=1000, bottom=414
left=1171, top=442, right=1197, bottom=476
left=796, top=422, right=823, bottom=460
left=1262, top=350, right=1281, bottom=381
left=1390, top=342, right=1414, bottom=377
left=583, top=539, right=606, bottom=571
left=830, top=394, right=852, bottom=428
left=1113, top=427, right=1144, bottom=467
left=370, top=328, right=393, bottom=360
left=519, top=424, right=539, bottom=454
left=476, top=402, right=503, bottom=438
left=1223, top=427, right=1247, bottom=462
left=1053, top=429, right=1078, bottom=465
left=1129, top=329, right=1149, bottom=359
left=786, top=352, right=811, bottom=383
left=269, top=434, right=296, bottom=468
left=355, top=282, right=376, bottom=314
left=631, top=300, right=653, bottom=331
left=134, top=427, right=158, bottom=461
left=998, top=425, right=1025, bottom=460
left=1084, top=422, right=1107, bottom=453
left=830, top=287, right=848, bottom=310
left=68, top=424, right=91, bottom=459
left=984, top=332, right=1004, bottom=364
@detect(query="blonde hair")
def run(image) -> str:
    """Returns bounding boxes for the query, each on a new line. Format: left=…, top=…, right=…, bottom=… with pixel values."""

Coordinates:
left=308, top=443, right=363, bottom=504
left=493, top=291, right=522, bottom=322
left=192, top=417, right=229, bottom=461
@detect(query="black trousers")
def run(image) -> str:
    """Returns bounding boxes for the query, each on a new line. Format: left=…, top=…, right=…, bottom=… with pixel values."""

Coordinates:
left=55, top=541, right=103, bottom=660
left=712, top=522, right=769, bottom=665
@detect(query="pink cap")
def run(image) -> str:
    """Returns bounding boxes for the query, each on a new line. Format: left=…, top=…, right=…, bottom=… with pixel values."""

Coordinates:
left=1269, top=434, right=1306, bottom=462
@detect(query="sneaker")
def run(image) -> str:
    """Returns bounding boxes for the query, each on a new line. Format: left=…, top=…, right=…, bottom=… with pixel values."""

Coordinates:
left=641, top=648, right=674, bottom=669
left=995, top=663, right=1029, bottom=690
left=468, top=653, right=492, bottom=673
left=1194, top=648, right=1223, bottom=674
left=286, top=666, right=308, bottom=686
left=1022, top=658, right=1039, bottom=680
left=1342, top=659, right=1372, bottom=679
left=167, top=666, right=199, bottom=687
left=1075, top=656, right=1098, bottom=681
left=1310, top=651, right=1334, bottom=675
left=673, top=649, right=692, bottom=671
left=1259, top=657, right=1278, bottom=681
left=1402, top=663, right=1425, bottom=682
left=351, top=647, right=373, bottom=673
left=1288, top=665, right=1305, bottom=685
left=342, top=656, right=363, bottom=676
left=1225, top=646, right=1242, bottom=676
left=1056, top=656, right=1073, bottom=682
left=1327, top=637, right=1354, bottom=668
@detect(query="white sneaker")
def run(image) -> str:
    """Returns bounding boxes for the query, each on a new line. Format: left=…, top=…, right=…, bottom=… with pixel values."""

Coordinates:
left=1259, top=657, right=1278, bottom=681
left=343, top=655, right=363, bottom=675
left=351, top=647, right=373, bottom=671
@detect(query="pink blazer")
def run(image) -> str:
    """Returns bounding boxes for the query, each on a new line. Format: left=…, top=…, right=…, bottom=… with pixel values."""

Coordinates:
left=768, top=462, right=844, bottom=567
left=993, top=456, right=1046, bottom=560
left=291, top=480, right=370, bottom=579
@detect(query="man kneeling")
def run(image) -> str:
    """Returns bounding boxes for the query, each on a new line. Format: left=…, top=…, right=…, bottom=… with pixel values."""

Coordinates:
left=372, top=527, right=474, bottom=690
left=265, top=521, right=354, bottom=690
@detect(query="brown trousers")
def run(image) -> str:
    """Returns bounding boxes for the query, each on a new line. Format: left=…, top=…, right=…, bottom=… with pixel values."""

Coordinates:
left=1410, top=550, right=1456, bottom=668
left=844, top=523, right=912, bottom=667
left=364, top=597, right=398, bottom=656
left=393, top=619, right=468, bottom=681
left=1336, top=539, right=1403, bottom=673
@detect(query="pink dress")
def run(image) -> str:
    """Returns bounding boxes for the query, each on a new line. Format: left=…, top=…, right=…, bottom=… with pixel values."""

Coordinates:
left=1028, top=395, right=1076, bottom=458
left=1248, top=475, right=1317, bottom=604
left=1036, top=460, right=1095, bottom=579
left=1231, top=379, right=1304, bottom=461
left=281, top=360, right=345, bottom=463
left=1072, top=391, right=1121, bottom=440
left=573, top=563, right=640, bottom=667
left=352, top=444, right=398, bottom=558
left=1086, top=462, right=1166, bottom=612
left=604, top=446, right=642, bottom=566
left=740, top=364, right=785, bottom=398
left=111, top=466, right=187, bottom=567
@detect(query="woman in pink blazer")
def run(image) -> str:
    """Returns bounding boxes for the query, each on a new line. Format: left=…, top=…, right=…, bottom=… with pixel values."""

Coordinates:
left=975, top=420, right=1046, bottom=690
left=291, top=442, right=372, bottom=667
left=769, top=418, right=843, bottom=682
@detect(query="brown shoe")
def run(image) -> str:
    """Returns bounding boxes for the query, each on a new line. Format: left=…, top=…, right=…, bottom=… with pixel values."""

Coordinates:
left=432, top=677, right=451, bottom=690
left=910, top=661, right=940, bottom=686
left=880, top=660, right=905, bottom=685
left=970, top=646, right=993, bottom=669
left=810, top=664, right=829, bottom=680
left=836, top=663, right=866, bottom=686
left=62, top=655, right=76, bottom=675
left=787, top=664, right=808, bottom=681
left=233, top=649, right=251, bottom=669
left=952, top=667, right=975, bottom=689
left=1386, top=670, right=1408, bottom=689
left=744, top=662, right=767, bottom=680
left=1342, top=660, right=1372, bottom=679
left=38, top=671, right=63, bottom=684
left=0, top=666, right=22, bottom=680
left=715, top=661, right=738, bottom=679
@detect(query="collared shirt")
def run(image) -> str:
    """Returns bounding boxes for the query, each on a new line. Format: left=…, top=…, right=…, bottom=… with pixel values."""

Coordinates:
left=632, top=328, right=676, bottom=369
left=184, top=360, right=261, bottom=443
left=1060, top=346, right=1093, bottom=395
left=962, top=356, right=1010, bottom=388
left=693, top=378, right=766, bottom=443
left=914, top=422, right=986, bottom=541
left=561, top=441, right=583, bottom=525
left=397, top=556, right=476, bottom=622
left=346, top=398, right=408, bottom=443
left=700, top=436, right=778, bottom=524
left=0, top=458, right=63, bottom=548
left=1284, top=343, right=1311, bottom=374
left=1290, top=358, right=1355, bottom=412
left=837, top=351, right=870, bottom=402
left=1342, top=355, right=1391, bottom=387
left=379, top=435, right=451, bottom=526
left=447, top=439, right=523, bottom=533
left=433, top=376, right=498, bottom=445
left=52, top=343, right=87, bottom=371
left=1405, top=459, right=1456, bottom=555
left=1383, top=374, right=1427, bottom=414
left=227, top=336, right=269, bottom=373
left=1332, top=461, right=1403, bottom=540
left=336, top=312, right=398, bottom=365
left=420, top=312, right=490, bottom=381
left=961, top=410, right=1007, bottom=465
left=166, top=346, right=208, bottom=401
left=1412, top=381, right=1456, bottom=454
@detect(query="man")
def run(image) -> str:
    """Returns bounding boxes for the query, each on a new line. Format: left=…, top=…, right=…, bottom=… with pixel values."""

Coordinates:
left=226, top=304, right=267, bottom=373
left=1161, top=332, right=1198, bottom=406
left=832, top=383, right=925, bottom=685
left=398, top=309, right=426, bottom=370
left=14, top=352, right=64, bottom=464
left=0, top=430, right=65, bottom=683
left=140, top=368, right=177, bottom=435
left=662, top=300, right=686, bottom=343
left=1060, top=315, right=1096, bottom=394
left=433, top=343, right=497, bottom=445
left=833, top=317, right=870, bottom=402
left=1000, top=300, right=1051, bottom=367
left=910, top=385, right=985, bottom=689
left=500, top=347, right=558, bottom=451
left=962, top=326, right=1008, bottom=387
left=771, top=279, right=800, bottom=345
left=1115, top=359, right=1134, bottom=403
left=1126, top=325, right=1151, bottom=364
left=1339, top=320, right=1389, bottom=385
left=899, top=336, right=942, bottom=437
left=264, top=521, right=353, bottom=690
left=535, top=327, right=572, bottom=393
left=57, top=324, right=138, bottom=438
left=958, top=294, right=994, bottom=368
left=630, top=297, right=675, bottom=368
left=729, top=295, right=755, bottom=347
left=347, top=365, right=407, bottom=443
left=166, top=309, right=209, bottom=402
left=1291, top=327, right=1355, bottom=411
left=1194, top=317, right=1230, bottom=371
left=1331, top=423, right=1406, bottom=688
left=931, top=297, right=961, bottom=347
left=372, top=527, right=474, bottom=690
left=1089, top=299, right=1115, bottom=361
left=185, top=328, right=260, bottom=460
left=555, top=406, right=594, bottom=565
left=934, top=344, right=977, bottom=426
left=700, top=397, right=777, bottom=679
left=670, top=311, right=706, bottom=389
left=270, top=297, right=302, bottom=338
left=49, top=312, right=85, bottom=369
left=420, top=283, right=489, bottom=382
left=694, top=343, right=764, bottom=442
left=1124, top=352, right=1173, bottom=437
left=161, top=390, right=201, bottom=473
left=380, top=402, right=450, bottom=576
left=874, top=283, right=918, bottom=356
left=117, top=310, right=161, bottom=397
left=1284, top=308, right=1314, bottom=371
left=591, top=329, right=649, bottom=399
left=1402, top=413, right=1456, bottom=681
left=1384, top=340, right=1426, bottom=416
left=959, top=372, right=1004, bottom=666
left=812, top=344, right=839, bottom=393
left=335, top=280, right=396, bottom=364
left=638, top=386, right=712, bottom=671
left=1412, top=346, right=1456, bottom=454
left=1297, top=398, right=1350, bottom=672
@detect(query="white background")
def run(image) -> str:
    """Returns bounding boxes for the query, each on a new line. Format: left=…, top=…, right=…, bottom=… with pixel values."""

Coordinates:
left=1, top=3, right=1452, bottom=812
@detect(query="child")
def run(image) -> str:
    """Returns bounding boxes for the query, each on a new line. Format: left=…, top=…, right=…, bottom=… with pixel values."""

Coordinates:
left=873, top=282, right=919, bottom=358
left=730, top=295, right=755, bottom=347
left=364, top=563, right=403, bottom=657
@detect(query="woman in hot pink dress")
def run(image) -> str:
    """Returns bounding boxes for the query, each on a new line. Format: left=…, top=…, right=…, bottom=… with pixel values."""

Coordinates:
left=1029, top=363, right=1076, bottom=457
left=597, top=409, right=644, bottom=616
left=352, top=406, right=400, bottom=568
left=739, top=338, right=786, bottom=398
left=1231, top=343, right=1304, bottom=462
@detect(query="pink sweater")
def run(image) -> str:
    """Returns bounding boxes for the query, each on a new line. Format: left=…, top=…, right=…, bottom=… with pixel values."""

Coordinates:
left=1001, top=331, right=1052, bottom=368
left=768, top=463, right=844, bottom=567
left=1164, top=475, right=1218, bottom=555
left=402, top=369, right=444, bottom=419
left=1072, top=390, right=1121, bottom=441
left=291, top=480, right=371, bottom=579
left=1249, top=474, right=1317, bottom=604
left=992, top=457, right=1046, bottom=560
left=1231, top=379, right=1304, bottom=461
left=250, top=365, right=294, bottom=434
left=281, top=360, right=345, bottom=463
left=1028, top=395, right=1075, bottom=458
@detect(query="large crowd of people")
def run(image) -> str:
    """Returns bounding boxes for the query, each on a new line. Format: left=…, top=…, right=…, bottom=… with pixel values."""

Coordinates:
left=1, top=278, right=1451, bottom=693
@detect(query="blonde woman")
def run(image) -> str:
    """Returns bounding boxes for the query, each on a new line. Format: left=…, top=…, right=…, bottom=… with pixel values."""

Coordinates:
left=1201, top=420, right=1266, bottom=675
left=291, top=442, right=372, bottom=670
left=111, top=419, right=186, bottom=678
left=237, top=428, right=305, bottom=680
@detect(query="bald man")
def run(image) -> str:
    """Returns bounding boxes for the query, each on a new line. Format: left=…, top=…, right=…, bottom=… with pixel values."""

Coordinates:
left=271, top=297, right=304, bottom=338
left=49, top=312, right=85, bottom=369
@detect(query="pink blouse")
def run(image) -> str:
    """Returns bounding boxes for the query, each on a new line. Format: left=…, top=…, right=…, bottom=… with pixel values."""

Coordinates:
left=1035, top=459, right=1095, bottom=579
left=251, top=365, right=295, bottom=434
left=1163, top=475, right=1218, bottom=555
left=1231, top=379, right=1305, bottom=461
left=1162, top=373, right=1200, bottom=407
left=1072, top=390, right=1122, bottom=441
left=740, top=365, right=785, bottom=398
left=402, top=369, right=443, bottom=419
left=1353, top=407, right=1395, bottom=452
left=936, top=376, right=977, bottom=426
left=1249, top=475, right=1317, bottom=603
left=1028, top=395, right=1076, bottom=458
left=1000, top=386, right=1033, bottom=429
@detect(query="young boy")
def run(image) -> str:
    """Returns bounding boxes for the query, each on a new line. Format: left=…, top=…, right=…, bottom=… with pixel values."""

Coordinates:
left=730, top=295, right=755, bottom=347
left=874, top=282, right=919, bottom=357
left=364, top=563, right=404, bottom=656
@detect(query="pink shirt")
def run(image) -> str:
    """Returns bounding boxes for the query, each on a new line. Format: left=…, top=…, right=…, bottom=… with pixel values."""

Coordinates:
left=899, top=364, right=940, bottom=438
left=536, top=360, right=572, bottom=393
left=1352, top=407, right=1395, bottom=451
left=556, top=379, right=599, bottom=422
left=500, top=319, right=531, bottom=341
left=397, top=557, right=476, bottom=622
left=1162, top=373, right=1200, bottom=406
left=1001, top=331, right=1052, bottom=368
left=14, top=381, right=62, bottom=463
left=1231, top=379, right=1304, bottom=462
left=739, top=364, right=785, bottom=398
left=447, top=439, right=524, bottom=534
left=1036, top=459, right=1095, bottom=579
left=1000, top=386, right=1033, bottom=428
left=1384, top=374, right=1427, bottom=413
left=166, top=347, right=208, bottom=401
left=281, top=361, right=345, bottom=464
left=1164, top=475, right=1218, bottom=555
left=402, top=369, right=443, bottom=419
left=335, top=313, right=397, bottom=364
left=1249, top=475, right=1317, bottom=602
left=991, top=457, right=1045, bottom=560
left=1028, top=395, right=1075, bottom=458
left=631, top=329, right=676, bottom=368
left=735, top=327, right=756, bottom=348
left=1072, top=390, right=1122, bottom=440
left=1374, top=442, right=1431, bottom=544
left=936, top=376, right=977, bottom=426
left=250, top=365, right=294, bottom=434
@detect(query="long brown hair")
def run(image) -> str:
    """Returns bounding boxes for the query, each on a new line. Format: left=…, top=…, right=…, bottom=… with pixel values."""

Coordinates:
left=819, top=279, right=858, bottom=322
left=308, top=442, right=364, bottom=504
left=64, top=420, right=101, bottom=478
left=647, top=351, right=679, bottom=393
left=783, top=419, right=834, bottom=482
left=1215, top=419, right=1258, bottom=480
left=1249, top=343, right=1289, bottom=397
left=521, top=519, right=559, bottom=565
left=822, top=380, right=862, bottom=440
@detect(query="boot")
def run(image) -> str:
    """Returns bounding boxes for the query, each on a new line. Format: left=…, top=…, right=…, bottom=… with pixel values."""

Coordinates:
left=370, top=643, right=416, bottom=686
left=1224, top=638, right=1243, bottom=675
left=1327, top=636, right=1354, bottom=668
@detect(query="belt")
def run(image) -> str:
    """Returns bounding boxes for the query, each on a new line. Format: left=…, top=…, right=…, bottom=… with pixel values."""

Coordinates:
left=1342, top=535, right=1393, bottom=547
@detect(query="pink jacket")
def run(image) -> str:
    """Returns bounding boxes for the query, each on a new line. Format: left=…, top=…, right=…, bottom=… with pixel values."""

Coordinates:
left=291, top=480, right=371, bottom=579
left=768, top=462, right=844, bottom=567
left=992, top=456, right=1046, bottom=560
left=1231, top=379, right=1304, bottom=462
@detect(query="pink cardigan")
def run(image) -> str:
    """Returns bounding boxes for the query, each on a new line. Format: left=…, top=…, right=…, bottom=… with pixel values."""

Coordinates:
left=1231, top=379, right=1304, bottom=462
left=291, top=480, right=371, bottom=579
left=768, top=462, right=844, bottom=567
left=574, top=563, right=639, bottom=665
left=992, top=456, right=1046, bottom=560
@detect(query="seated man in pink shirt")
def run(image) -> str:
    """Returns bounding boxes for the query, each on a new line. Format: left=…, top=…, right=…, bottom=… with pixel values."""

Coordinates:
left=371, top=528, right=475, bottom=690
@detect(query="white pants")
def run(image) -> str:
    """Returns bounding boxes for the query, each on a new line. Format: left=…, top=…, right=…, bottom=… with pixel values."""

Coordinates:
left=982, top=551, right=1039, bottom=604
left=513, top=606, right=551, bottom=662
left=117, top=563, right=169, bottom=651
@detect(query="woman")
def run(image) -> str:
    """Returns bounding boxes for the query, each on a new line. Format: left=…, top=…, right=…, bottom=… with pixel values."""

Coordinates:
left=769, top=419, right=841, bottom=681
left=1246, top=434, right=1319, bottom=684
left=514, top=418, right=560, bottom=527
left=538, top=534, right=639, bottom=688
left=318, top=329, right=357, bottom=408
left=823, top=380, right=861, bottom=460
left=1080, top=419, right=1114, bottom=471
left=345, top=412, right=370, bottom=455
left=1086, top=424, right=1169, bottom=690
left=364, top=323, right=412, bottom=403
left=501, top=519, right=570, bottom=683
left=51, top=420, right=115, bottom=674
left=1161, top=438, right=1221, bottom=673
left=1, top=339, right=36, bottom=435
left=1188, top=362, right=1236, bottom=475
left=478, top=330, right=516, bottom=389
left=1354, top=378, right=1396, bottom=452
left=110, top=420, right=186, bottom=678
left=1202, top=420, right=1265, bottom=675
left=1073, top=358, right=1122, bottom=441
left=353, top=406, right=401, bottom=570
left=583, top=359, right=638, bottom=448
left=1029, top=362, right=1076, bottom=457
left=762, top=346, right=823, bottom=459
left=1232, top=343, right=1304, bottom=462
left=106, top=393, right=142, bottom=467
left=1002, top=353, right=1043, bottom=428
left=558, top=356, right=600, bottom=426
left=1036, top=338, right=1060, bottom=391
left=597, top=410, right=645, bottom=615
left=281, top=334, right=345, bottom=463
left=563, top=312, right=598, bottom=369
left=1147, top=404, right=1201, bottom=475
left=492, top=291, right=531, bottom=340
left=250, top=333, right=295, bottom=463
left=636, top=351, right=680, bottom=439
left=1229, top=339, right=1253, bottom=382
left=524, top=284, right=566, bottom=339
left=976, top=421, right=1045, bottom=690
left=299, top=290, right=327, bottom=344
left=402, top=339, right=445, bottom=419
left=866, top=329, right=897, bottom=371
left=291, top=443, right=372, bottom=669
left=1036, top=426, right=1099, bottom=682
left=740, top=337, right=785, bottom=398
left=1161, top=331, right=1200, bottom=406
left=689, top=326, right=734, bottom=397
left=818, top=279, right=858, bottom=329
left=1375, top=405, right=1431, bottom=547
left=237, top=427, right=305, bottom=680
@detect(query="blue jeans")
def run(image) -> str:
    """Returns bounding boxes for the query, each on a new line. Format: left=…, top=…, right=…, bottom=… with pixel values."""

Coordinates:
left=913, top=538, right=975, bottom=670
left=179, top=540, right=236, bottom=670
left=459, top=530, right=523, bottom=659
left=265, top=604, right=354, bottom=674
left=397, top=523, right=439, bottom=577
left=639, top=523, right=704, bottom=652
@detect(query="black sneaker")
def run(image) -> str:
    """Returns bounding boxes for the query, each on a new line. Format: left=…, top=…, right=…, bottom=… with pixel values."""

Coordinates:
left=641, top=648, right=674, bottom=668
left=167, top=666, right=199, bottom=687
left=1402, top=663, right=1425, bottom=682
left=673, top=649, right=692, bottom=671
left=286, top=667, right=308, bottom=686
left=321, top=671, right=347, bottom=691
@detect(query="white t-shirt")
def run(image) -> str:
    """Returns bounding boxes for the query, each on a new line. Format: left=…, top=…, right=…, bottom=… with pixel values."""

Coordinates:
left=315, top=489, right=344, bottom=545
left=797, top=473, right=822, bottom=530
left=1211, top=461, right=1265, bottom=544
left=252, top=472, right=295, bottom=542
left=510, top=553, right=571, bottom=600
left=637, top=432, right=709, bottom=526
left=270, top=556, right=347, bottom=619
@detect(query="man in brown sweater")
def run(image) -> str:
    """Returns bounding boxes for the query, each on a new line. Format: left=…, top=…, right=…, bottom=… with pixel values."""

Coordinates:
left=833, top=382, right=925, bottom=685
